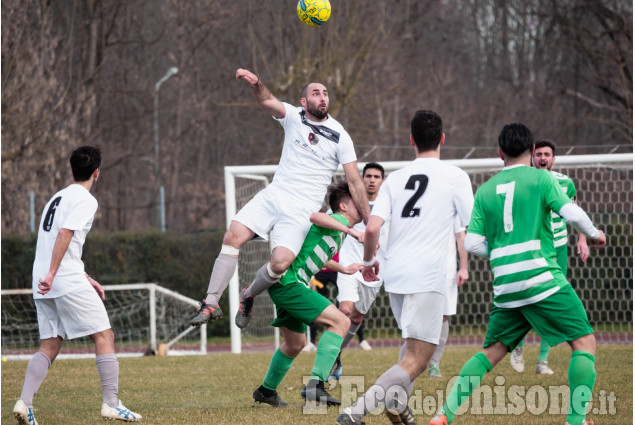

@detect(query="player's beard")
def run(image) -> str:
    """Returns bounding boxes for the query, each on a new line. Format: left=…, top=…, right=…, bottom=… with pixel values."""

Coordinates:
left=306, top=102, right=328, bottom=120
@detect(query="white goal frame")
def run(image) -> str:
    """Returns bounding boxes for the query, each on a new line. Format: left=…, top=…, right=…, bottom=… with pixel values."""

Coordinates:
left=1, top=283, right=207, bottom=360
left=225, top=153, right=633, bottom=353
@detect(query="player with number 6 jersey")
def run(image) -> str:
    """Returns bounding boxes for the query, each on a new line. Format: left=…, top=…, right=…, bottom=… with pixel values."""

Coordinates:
left=14, top=146, right=142, bottom=425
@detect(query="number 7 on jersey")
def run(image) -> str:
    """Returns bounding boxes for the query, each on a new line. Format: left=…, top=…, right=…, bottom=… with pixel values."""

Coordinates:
left=496, top=181, right=515, bottom=232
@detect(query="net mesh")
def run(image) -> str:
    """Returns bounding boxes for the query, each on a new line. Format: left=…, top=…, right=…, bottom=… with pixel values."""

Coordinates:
left=1, top=285, right=205, bottom=357
left=231, top=161, right=633, bottom=348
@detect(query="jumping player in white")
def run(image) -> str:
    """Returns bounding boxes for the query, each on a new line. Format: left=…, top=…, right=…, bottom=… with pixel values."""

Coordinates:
left=337, top=110, right=474, bottom=425
left=14, top=146, right=141, bottom=425
left=190, top=68, right=369, bottom=327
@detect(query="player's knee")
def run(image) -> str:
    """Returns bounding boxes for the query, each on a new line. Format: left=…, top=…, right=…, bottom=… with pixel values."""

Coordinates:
left=283, top=339, right=305, bottom=357
left=339, top=303, right=353, bottom=317
left=90, top=329, right=115, bottom=349
left=350, top=309, right=364, bottom=325
left=570, top=333, right=596, bottom=355
left=269, top=258, right=292, bottom=275
left=222, top=230, right=242, bottom=249
left=334, top=312, right=351, bottom=335
left=349, top=312, right=364, bottom=325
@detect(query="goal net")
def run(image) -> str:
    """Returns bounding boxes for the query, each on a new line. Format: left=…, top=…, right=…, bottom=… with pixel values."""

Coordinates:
left=1, top=283, right=207, bottom=360
left=225, top=154, right=632, bottom=353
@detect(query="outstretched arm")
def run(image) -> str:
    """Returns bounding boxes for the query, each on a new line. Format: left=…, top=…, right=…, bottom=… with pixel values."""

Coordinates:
left=558, top=203, right=606, bottom=248
left=342, top=162, right=370, bottom=224
left=310, top=212, right=363, bottom=242
left=38, top=228, right=74, bottom=295
left=324, top=260, right=363, bottom=275
left=235, top=68, right=286, bottom=119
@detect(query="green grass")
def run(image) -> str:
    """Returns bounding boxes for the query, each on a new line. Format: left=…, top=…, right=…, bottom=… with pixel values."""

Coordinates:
left=2, top=344, right=632, bottom=424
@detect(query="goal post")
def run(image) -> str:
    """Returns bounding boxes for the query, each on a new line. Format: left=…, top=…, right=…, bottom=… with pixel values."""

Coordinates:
left=1, top=283, right=207, bottom=360
left=225, top=153, right=633, bottom=353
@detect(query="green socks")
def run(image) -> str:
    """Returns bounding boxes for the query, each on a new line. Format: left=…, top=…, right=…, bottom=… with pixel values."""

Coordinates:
left=566, top=351, right=596, bottom=425
left=439, top=349, right=595, bottom=425
left=310, top=330, right=344, bottom=381
left=262, top=349, right=295, bottom=391
left=261, top=331, right=344, bottom=390
left=538, top=338, right=551, bottom=362
left=442, top=352, right=493, bottom=424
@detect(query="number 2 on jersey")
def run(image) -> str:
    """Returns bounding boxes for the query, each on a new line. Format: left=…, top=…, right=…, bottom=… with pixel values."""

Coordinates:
left=496, top=182, right=515, bottom=232
left=401, top=175, right=428, bottom=218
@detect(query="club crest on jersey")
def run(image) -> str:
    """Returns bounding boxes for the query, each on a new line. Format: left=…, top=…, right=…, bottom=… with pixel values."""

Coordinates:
left=308, top=133, right=319, bottom=145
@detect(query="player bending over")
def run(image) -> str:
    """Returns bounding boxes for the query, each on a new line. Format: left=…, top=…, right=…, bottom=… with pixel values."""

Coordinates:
left=251, top=181, right=364, bottom=407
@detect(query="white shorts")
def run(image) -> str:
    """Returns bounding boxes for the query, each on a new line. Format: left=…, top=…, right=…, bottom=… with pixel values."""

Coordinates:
left=443, top=277, right=458, bottom=316
left=35, top=284, right=111, bottom=340
left=389, top=291, right=444, bottom=344
left=233, top=188, right=317, bottom=256
left=336, top=272, right=382, bottom=315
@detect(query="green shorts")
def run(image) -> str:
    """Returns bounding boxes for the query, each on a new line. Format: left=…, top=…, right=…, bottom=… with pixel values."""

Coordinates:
left=556, top=244, right=568, bottom=276
left=484, top=284, right=593, bottom=350
left=268, top=281, right=332, bottom=334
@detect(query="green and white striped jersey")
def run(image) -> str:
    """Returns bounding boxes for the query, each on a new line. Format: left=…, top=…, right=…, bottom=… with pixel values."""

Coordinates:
left=551, top=171, right=577, bottom=248
left=280, top=213, right=349, bottom=288
left=468, top=165, right=573, bottom=308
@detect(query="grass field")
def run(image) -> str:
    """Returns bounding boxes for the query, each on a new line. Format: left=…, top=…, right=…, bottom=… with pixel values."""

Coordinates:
left=2, top=344, right=632, bottom=424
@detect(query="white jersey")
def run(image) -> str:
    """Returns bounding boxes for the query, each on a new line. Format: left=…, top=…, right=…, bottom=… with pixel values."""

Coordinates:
left=372, top=158, right=474, bottom=294
left=446, top=215, right=466, bottom=281
left=338, top=201, right=389, bottom=286
left=269, top=102, right=357, bottom=207
left=32, top=184, right=98, bottom=299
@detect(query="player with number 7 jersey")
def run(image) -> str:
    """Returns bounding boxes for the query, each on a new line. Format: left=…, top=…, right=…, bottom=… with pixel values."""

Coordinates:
left=468, top=165, right=574, bottom=308
left=430, top=123, right=606, bottom=425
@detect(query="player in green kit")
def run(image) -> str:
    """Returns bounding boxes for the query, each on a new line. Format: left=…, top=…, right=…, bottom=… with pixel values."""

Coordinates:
left=251, top=181, right=365, bottom=408
left=430, top=123, right=606, bottom=425
left=511, top=139, right=590, bottom=375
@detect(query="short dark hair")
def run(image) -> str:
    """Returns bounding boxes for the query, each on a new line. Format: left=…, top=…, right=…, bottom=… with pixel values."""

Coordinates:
left=498, top=123, right=534, bottom=158
left=534, top=139, right=556, bottom=156
left=327, top=181, right=352, bottom=213
left=363, top=162, right=385, bottom=179
left=411, top=110, right=443, bottom=152
left=301, top=82, right=325, bottom=99
left=70, top=146, right=101, bottom=182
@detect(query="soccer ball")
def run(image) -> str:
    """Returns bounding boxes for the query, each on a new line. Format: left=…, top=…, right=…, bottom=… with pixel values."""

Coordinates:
left=297, top=0, right=331, bottom=27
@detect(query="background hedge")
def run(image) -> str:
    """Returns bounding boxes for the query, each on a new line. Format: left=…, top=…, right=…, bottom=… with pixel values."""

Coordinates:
left=1, top=231, right=230, bottom=336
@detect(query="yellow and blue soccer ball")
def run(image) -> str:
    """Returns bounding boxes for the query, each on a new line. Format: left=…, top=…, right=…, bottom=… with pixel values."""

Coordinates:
left=297, top=0, right=331, bottom=27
